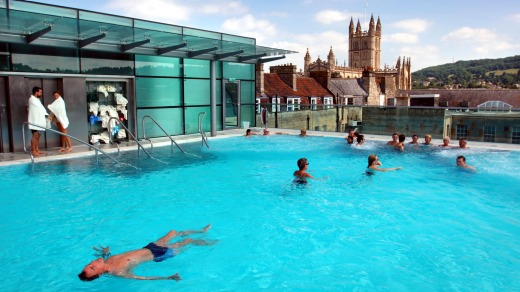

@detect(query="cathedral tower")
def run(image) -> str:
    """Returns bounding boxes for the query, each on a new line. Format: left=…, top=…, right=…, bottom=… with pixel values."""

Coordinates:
left=348, top=15, right=381, bottom=70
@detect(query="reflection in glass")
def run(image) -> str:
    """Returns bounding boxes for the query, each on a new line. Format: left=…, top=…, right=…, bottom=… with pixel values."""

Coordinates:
left=224, top=82, right=239, bottom=128
left=80, top=51, right=133, bottom=75
left=135, top=55, right=181, bottom=77
left=12, top=54, right=79, bottom=73
left=136, top=77, right=182, bottom=108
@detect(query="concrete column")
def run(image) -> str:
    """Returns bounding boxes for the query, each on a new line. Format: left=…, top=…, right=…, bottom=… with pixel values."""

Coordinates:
left=210, top=60, right=217, bottom=137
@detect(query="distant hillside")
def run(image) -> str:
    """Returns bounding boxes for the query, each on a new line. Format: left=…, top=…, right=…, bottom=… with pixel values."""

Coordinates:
left=411, top=55, right=520, bottom=89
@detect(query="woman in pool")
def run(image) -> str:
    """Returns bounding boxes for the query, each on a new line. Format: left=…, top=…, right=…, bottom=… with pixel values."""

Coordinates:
left=367, top=154, right=402, bottom=173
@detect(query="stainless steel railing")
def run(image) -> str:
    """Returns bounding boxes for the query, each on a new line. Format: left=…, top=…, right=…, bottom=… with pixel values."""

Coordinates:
left=22, top=122, right=119, bottom=165
left=140, top=115, right=187, bottom=155
left=107, top=117, right=152, bottom=158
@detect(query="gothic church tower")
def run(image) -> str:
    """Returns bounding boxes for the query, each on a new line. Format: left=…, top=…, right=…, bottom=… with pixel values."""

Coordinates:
left=348, top=15, right=381, bottom=70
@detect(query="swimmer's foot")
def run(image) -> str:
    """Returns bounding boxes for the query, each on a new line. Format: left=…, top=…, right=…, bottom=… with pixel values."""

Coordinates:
left=58, top=148, right=66, bottom=152
left=202, top=224, right=211, bottom=233
left=66, top=147, right=73, bottom=152
left=32, top=151, right=41, bottom=156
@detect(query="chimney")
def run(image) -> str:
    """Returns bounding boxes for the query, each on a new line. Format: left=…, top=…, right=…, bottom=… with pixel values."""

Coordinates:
left=270, top=64, right=297, bottom=91
left=255, top=64, right=264, bottom=95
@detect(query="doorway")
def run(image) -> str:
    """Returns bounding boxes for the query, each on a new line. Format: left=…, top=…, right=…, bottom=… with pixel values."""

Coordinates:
left=223, top=80, right=240, bottom=128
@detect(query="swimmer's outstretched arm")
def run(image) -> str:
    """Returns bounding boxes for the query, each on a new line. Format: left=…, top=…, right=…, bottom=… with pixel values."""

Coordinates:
left=122, top=272, right=181, bottom=281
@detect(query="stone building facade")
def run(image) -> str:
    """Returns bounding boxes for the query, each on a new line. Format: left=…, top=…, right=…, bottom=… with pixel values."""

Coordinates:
left=303, top=15, right=412, bottom=105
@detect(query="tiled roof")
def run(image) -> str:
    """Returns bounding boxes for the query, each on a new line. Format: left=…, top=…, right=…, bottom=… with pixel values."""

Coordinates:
left=259, top=73, right=331, bottom=98
left=400, top=89, right=520, bottom=108
left=329, top=79, right=368, bottom=97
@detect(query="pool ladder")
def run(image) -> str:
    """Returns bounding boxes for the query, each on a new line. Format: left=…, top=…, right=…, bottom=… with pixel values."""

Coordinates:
left=22, top=122, right=119, bottom=165
left=198, top=112, right=209, bottom=148
left=108, top=117, right=152, bottom=158
left=140, top=115, right=187, bottom=156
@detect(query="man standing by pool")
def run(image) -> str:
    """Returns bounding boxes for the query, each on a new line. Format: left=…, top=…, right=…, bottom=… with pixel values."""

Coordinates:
left=78, top=225, right=215, bottom=281
left=28, top=86, right=48, bottom=156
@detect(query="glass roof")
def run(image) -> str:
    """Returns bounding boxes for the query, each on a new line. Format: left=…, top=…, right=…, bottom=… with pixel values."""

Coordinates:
left=0, top=0, right=296, bottom=62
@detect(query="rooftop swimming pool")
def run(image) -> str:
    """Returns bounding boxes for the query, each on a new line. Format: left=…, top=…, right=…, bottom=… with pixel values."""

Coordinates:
left=1, top=135, right=519, bottom=291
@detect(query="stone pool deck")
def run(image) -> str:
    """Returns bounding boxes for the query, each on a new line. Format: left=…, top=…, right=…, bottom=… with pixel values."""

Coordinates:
left=2, top=128, right=519, bottom=166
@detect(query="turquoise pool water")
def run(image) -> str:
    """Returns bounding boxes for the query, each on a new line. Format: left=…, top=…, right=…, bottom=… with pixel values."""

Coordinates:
left=1, top=135, right=519, bottom=291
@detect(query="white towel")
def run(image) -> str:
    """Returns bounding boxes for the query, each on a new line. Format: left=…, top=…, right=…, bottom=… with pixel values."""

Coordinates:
left=28, top=95, right=48, bottom=130
left=47, top=96, right=69, bottom=129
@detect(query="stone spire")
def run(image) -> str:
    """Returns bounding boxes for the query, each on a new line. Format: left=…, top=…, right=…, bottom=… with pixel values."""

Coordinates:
left=376, top=16, right=381, bottom=36
left=369, top=14, right=375, bottom=35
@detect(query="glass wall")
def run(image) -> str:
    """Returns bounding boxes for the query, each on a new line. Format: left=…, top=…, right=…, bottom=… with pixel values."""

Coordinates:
left=136, top=77, right=182, bottom=108
left=135, top=55, right=181, bottom=77
left=11, top=44, right=79, bottom=73
left=80, top=51, right=133, bottom=75
left=134, top=55, right=256, bottom=137
left=137, top=108, right=184, bottom=138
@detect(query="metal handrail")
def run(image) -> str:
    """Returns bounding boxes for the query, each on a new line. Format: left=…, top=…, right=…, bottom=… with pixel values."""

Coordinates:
left=140, top=115, right=187, bottom=155
left=22, top=122, right=119, bottom=165
left=198, top=112, right=209, bottom=148
left=107, top=117, right=152, bottom=158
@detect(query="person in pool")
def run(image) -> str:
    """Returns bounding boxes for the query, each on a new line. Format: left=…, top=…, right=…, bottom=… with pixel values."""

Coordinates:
left=78, top=225, right=215, bottom=281
left=293, top=158, right=314, bottom=183
left=367, top=154, right=402, bottom=173
left=386, top=132, right=399, bottom=147
left=245, top=129, right=258, bottom=137
left=423, top=134, right=433, bottom=146
left=456, top=155, right=476, bottom=171
left=439, top=137, right=451, bottom=148
left=409, top=134, right=419, bottom=145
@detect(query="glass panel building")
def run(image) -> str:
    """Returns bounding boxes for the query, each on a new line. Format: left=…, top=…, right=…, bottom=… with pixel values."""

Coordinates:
left=0, top=0, right=295, bottom=152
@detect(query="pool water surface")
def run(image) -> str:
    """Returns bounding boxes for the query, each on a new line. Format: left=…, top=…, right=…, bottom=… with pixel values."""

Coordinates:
left=0, top=135, right=519, bottom=291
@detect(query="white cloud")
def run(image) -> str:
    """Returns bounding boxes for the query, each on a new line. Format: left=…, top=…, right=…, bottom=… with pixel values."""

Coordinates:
left=315, top=10, right=348, bottom=24
left=474, top=41, right=515, bottom=54
left=201, top=2, right=248, bottom=15
left=386, top=45, right=441, bottom=71
left=221, top=14, right=277, bottom=43
left=512, top=13, right=520, bottom=23
left=392, top=19, right=430, bottom=33
left=442, top=27, right=497, bottom=42
left=385, top=33, right=418, bottom=44
left=105, top=0, right=192, bottom=23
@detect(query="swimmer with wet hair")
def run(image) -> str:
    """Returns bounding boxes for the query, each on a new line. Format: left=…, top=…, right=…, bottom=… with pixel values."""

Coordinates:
left=294, top=158, right=313, bottom=181
left=367, top=154, right=402, bottom=172
left=456, top=155, right=475, bottom=171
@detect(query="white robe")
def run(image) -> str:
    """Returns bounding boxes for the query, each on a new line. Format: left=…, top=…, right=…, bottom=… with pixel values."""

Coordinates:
left=28, top=95, right=48, bottom=130
left=47, top=96, right=69, bottom=129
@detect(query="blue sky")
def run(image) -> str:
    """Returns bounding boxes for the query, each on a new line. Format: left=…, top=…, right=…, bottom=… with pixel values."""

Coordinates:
left=32, top=0, right=520, bottom=72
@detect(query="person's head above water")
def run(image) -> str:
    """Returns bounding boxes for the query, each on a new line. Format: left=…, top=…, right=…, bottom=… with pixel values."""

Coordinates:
left=297, top=158, right=309, bottom=170
left=78, top=258, right=105, bottom=281
left=367, top=154, right=378, bottom=167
